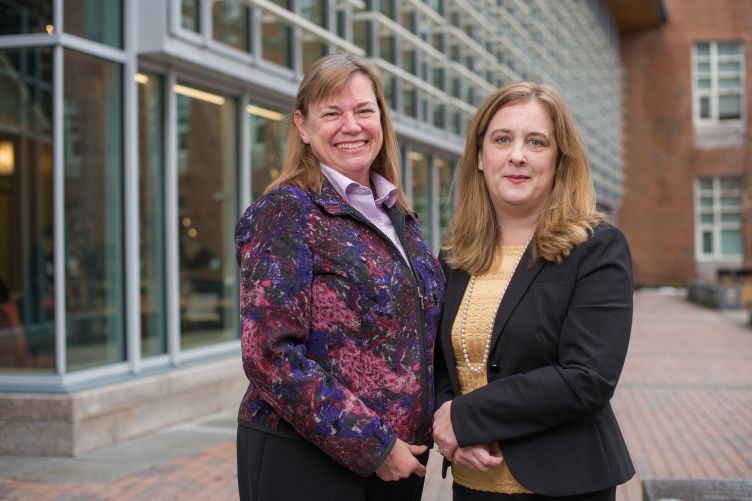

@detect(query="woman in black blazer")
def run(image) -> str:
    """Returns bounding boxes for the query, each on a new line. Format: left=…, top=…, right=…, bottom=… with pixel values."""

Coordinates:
left=433, top=81, right=634, bottom=500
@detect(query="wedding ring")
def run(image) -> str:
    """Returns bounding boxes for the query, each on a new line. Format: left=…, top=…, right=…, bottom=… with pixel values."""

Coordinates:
left=437, top=447, right=444, bottom=456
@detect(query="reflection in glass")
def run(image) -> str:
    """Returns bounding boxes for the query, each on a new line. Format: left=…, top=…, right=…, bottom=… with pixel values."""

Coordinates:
left=248, top=104, right=287, bottom=202
left=262, top=0, right=292, bottom=68
left=213, top=0, right=250, bottom=51
left=409, top=151, right=431, bottom=250
left=176, top=86, right=238, bottom=349
left=0, top=47, right=55, bottom=372
left=64, top=49, right=124, bottom=371
left=0, top=0, right=52, bottom=35
left=181, top=0, right=200, bottom=31
left=64, top=0, right=123, bottom=49
left=137, top=72, right=166, bottom=357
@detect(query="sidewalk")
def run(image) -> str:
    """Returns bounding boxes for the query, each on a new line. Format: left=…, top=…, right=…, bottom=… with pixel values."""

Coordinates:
left=0, top=290, right=750, bottom=500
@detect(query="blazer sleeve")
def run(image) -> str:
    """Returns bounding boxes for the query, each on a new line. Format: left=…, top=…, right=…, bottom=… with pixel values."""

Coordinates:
left=451, top=224, right=634, bottom=446
left=235, top=189, right=395, bottom=476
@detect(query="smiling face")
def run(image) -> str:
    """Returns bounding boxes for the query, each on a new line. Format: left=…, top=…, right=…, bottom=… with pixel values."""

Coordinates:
left=478, top=99, right=558, bottom=222
left=293, top=72, right=383, bottom=187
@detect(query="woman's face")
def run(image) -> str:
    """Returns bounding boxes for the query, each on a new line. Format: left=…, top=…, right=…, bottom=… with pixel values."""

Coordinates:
left=294, top=72, right=383, bottom=186
left=478, top=99, right=558, bottom=220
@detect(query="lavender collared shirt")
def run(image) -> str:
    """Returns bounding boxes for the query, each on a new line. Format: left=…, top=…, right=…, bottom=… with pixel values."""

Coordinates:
left=320, top=164, right=408, bottom=263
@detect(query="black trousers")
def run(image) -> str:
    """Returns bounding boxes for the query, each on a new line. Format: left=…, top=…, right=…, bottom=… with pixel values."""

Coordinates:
left=237, top=424, right=429, bottom=501
left=453, top=483, right=616, bottom=501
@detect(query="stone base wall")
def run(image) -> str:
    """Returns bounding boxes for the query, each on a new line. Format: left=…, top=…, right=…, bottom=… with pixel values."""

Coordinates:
left=0, top=357, right=246, bottom=456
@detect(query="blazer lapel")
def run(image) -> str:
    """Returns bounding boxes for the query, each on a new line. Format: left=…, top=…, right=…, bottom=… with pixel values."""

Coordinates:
left=490, top=249, right=545, bottom=350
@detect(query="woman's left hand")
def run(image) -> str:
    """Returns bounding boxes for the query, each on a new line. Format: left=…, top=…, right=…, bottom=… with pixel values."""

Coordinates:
left=433, top=401, right=459, bottom=460
left=452, top=444, right=504, bottom=472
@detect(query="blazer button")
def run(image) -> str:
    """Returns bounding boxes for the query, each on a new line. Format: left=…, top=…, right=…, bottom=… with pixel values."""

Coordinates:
left=489, top=364, right=501, bottom=374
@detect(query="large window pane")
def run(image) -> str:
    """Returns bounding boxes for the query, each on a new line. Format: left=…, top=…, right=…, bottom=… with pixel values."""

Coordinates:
left=248, top=103, right=286, bottom=202
left=720, top=230, right=742, bottom=255
left=137, top=72, right=166, bottom=357
left=0, top=47, right=55, bottom=372
left=301, top=0, right=326, bottom=72
left=262, top=2, right=292, bottom=68
left=64, top=0, right=123, bottom=49
left=64, top=49, right=124, bottom=371
left=0, top=0, right=53, bottom=35
left=409, top=151, right=431, bottom=250
left=176, top=85, right=238, bottom=349
left=213, top=0, right=250, bottom=51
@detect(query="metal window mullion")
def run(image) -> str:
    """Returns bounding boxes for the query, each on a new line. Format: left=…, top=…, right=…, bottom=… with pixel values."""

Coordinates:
left=53, top=40, right=66, bottom=376
left=201, top=0, right=213, bottom=45
left=124, top=0, right=141, bottom=374
left=240, top=93, right=252, bottom=212
left=165, top=69, right=181, bottom=366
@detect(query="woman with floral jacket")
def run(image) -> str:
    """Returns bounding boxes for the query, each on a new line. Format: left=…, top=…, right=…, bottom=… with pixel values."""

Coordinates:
left=235, top=53, right=445, bottom=501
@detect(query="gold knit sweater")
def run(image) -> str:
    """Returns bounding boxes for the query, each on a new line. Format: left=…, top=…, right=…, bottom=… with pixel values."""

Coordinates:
left=450, top=244, right=534, bottom=494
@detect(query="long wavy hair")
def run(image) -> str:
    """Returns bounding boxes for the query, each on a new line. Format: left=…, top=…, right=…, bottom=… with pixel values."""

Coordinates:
left=442, top=81, right=607, bottom=275
left=264, top=52, right=409, bottom=210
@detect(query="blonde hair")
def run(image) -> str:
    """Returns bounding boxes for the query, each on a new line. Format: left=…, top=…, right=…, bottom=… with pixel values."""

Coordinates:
left=264, top=52, right=409, bottom=210
left=442, top=81, right=607, bottom=275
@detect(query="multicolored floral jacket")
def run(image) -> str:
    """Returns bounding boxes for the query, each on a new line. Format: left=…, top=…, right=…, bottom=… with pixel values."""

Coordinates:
left=235, top=181, right=445, bottom=476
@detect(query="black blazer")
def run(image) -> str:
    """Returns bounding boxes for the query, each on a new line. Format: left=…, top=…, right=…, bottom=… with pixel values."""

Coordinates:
left=435, top=223, right=635, bottom=497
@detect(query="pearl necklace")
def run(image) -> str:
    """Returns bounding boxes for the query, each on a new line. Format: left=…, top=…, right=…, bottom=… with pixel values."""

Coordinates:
left=460, top=235, right=533, bottom=373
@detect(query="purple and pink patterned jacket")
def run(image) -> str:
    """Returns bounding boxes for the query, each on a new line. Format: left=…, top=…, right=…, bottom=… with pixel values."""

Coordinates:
left=235, top=180, right=445, bottom=476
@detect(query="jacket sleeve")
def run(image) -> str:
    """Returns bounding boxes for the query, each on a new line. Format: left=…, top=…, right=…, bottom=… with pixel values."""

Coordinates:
left=451, top=224, right=634, bottom=446
left=235, top=189, right=396, bottom=476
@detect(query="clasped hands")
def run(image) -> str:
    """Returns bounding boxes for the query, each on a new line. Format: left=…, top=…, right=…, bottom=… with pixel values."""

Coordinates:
left=432, top=401, right=504, bottom=472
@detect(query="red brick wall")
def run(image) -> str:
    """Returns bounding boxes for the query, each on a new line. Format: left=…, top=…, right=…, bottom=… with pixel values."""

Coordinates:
left=618, top=0, right=752, bottom=286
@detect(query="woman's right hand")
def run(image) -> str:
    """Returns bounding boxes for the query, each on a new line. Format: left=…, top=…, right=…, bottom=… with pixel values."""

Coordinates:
left=432, top=401, right=459, bottom=460
left=374, top=438, right=427, bottom=481
left=452, top=443, right=504, bottom=472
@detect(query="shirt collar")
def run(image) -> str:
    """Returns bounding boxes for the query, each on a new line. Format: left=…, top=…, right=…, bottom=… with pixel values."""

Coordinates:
left=319, top=164, right=399, bottom=208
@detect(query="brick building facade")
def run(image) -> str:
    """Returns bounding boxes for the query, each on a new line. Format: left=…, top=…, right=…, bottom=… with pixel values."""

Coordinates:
left=618, top=0, right=752, bottom=286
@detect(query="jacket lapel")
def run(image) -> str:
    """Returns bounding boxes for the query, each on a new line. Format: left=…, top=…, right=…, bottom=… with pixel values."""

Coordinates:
left=440, top=265, right=469, bottom=386
left=489, top=248, right=545, bottom=350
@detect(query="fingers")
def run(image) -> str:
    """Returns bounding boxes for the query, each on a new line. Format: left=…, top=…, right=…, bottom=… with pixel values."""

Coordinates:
left=407, top=444, right=428, bottom=456
left=452, top=444, right=504, bottom=472
left=375, top=439, right=427, bottom=481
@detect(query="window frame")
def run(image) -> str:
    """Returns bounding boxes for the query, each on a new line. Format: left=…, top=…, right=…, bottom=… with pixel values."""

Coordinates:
left=694, top=176, right=744, bottom=263
left=692, top=40, right=746, bottom=125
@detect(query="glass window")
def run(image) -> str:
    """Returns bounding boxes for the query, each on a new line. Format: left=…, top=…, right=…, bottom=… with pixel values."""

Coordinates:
left=262, top=1, right=292, bottom=68
left=693, top=41, right=745, bottom=122
left=436, top=158, right=453, bottom=242
left=181, top=0, right=200, bottom=31
left=0, top=0, right=53, bottom=35
left=409, top=151, right=431, bottom=250
left=247, top=103, right=287, bottom=202
left=433, top=103, right=445, bottom=129
left=213, top=0, right=250, bottom=51
left=298, top=0, right=327, bottom=91
left=404, top=88, right=416, bottom=118
left=694, top=176, right=743, bottom=261
left=0, top=47, right=55, bottom=372
left=64, top=49, right=124, bottom=371
left=301, top=0, right=327, bottom=73
left=64, top=0, right=123, bottom=49
left=137, top=72, right=166, bottom=357
left=380, top=36, right=395, bottom=63
left=175, top=84, right=238, bottom=349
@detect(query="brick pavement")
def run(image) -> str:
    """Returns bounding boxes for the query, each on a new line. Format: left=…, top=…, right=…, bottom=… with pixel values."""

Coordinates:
left=0, top=291, right=750, bottom=500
